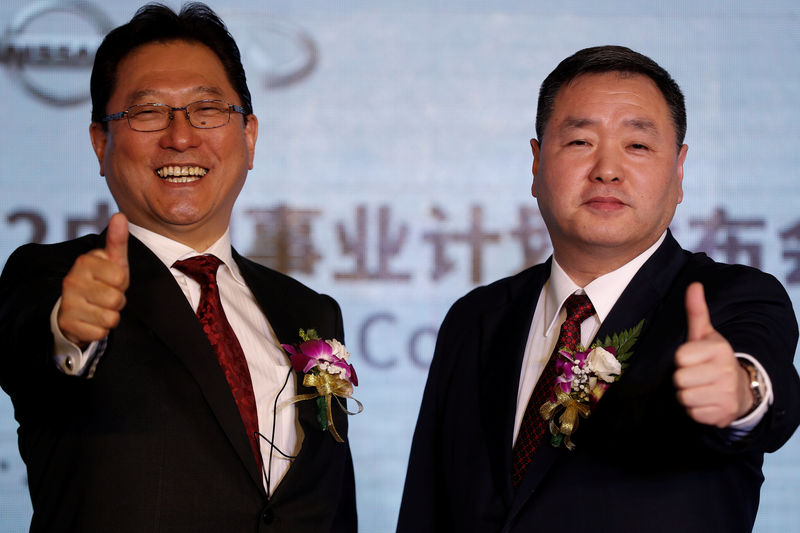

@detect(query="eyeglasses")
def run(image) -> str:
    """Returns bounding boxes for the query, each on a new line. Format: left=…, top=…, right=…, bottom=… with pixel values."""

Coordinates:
left=101, top=100, right=247, bottom=132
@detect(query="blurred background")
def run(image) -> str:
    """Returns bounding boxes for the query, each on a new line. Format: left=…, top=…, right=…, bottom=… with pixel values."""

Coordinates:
left=1, top=1, right=799, bottom=531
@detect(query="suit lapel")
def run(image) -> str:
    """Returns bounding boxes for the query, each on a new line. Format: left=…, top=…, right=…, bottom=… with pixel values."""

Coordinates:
left=479, top=261, right=550, bottom=508
left=506, top=233, right=689, bottom=526
left=593, top=232, right=688, bottom=393
left=121, top=237, right=264, bottom=490
left=232, top=251, right=331, bottom=500
left=595, top=233, right=687, bottom=347
left=233, top=250, right=299, bottom=344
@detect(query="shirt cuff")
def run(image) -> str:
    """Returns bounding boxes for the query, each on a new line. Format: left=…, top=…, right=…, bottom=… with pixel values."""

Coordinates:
left=728, top=353, right=773, bottom=435
left=50, top=298, right=106, bottom=378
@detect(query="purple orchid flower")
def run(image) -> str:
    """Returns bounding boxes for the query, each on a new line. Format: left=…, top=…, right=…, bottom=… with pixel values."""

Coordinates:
left=572, top=349, right=590, bottom=365
left=553, top=348, right=593, bottom=398
left=554, top=357, right=574, bottom=395
left=282, top=339, right=358, bottom=385
left=283, top=339, right=331, bottom=373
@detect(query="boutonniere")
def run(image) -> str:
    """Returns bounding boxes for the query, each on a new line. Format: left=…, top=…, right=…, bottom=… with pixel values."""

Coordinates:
left=282, top=329, right=363, bottom=442
left=541, top=319, right=644, bottom=450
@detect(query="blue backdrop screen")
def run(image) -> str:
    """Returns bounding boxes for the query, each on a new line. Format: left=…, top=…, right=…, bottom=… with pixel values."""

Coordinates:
left=1, top=2, right=799, bottom=531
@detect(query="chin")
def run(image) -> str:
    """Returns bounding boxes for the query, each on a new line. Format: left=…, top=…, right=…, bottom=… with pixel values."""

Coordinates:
left=576, top=230, right=639, bottom=250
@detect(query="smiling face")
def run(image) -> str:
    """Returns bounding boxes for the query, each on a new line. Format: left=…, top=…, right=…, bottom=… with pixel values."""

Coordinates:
left=90, top=40, right=258, bottom=250
left=531, top=71, right=687, bottom=281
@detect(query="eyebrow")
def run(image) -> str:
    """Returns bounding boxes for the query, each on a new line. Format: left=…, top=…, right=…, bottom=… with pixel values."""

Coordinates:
left=623, top=118, right=659, bottom=135
left=559, top=117, right=596, bottom=131
left=559, top=116, right=660, bottom=135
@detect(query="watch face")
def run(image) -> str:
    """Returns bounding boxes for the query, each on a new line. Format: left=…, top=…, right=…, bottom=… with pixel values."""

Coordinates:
left=737, top=359, right=763, bottom=415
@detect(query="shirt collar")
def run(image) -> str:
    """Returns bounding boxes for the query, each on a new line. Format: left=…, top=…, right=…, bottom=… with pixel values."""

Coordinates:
left=127, top=222, right=246, bottom=285
left=543, top=232, right=667, bottom=336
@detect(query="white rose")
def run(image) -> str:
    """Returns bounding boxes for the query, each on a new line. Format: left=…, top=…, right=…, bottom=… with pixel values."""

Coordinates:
left=326, top=364, right=346, bottom=377
left=586, top=347, right=621, bottom=382
left=326, top=339, right=350, bottom=362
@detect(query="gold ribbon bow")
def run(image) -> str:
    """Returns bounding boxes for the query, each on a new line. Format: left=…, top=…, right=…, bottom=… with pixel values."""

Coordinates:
left=540, top=388, right=592, bottom=450
left=288, top=372, right=363, bottom=442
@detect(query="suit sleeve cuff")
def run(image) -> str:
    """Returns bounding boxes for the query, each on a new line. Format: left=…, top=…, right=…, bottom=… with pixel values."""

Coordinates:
left=728, top=353, right=773, bottom=436
left=50, top=297, right=106, bottom=378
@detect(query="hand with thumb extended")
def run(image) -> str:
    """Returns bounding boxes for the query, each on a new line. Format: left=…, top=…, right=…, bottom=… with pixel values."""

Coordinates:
left=57, top=213, right=130, bottom=348
left=673, top=282, right=753, bottom=427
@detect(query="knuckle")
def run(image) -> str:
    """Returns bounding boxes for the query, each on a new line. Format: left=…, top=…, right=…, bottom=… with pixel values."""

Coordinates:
left=73, top=253, right=96, bottom=270
left=102, top=309, right=121, bottom=329
left=61, top=274, right=82, bottom=294
left=109, top=268, right=126, bottom=288
left=88, top=249, right=109, bottom=260
left=111, top=292, right=126, bottom=311
left=106, top=289, right=123, bottom=308
left=676, top=389, right=689, bottom=406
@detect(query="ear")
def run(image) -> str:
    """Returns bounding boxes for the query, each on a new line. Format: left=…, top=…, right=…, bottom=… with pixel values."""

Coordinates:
left=89, top=122, right=108, bottom=176
left=530, top=138, right=541, bottom=197
left=244, top=114, right=259, bottom=170
left=675, top=143, right=688, bottom=204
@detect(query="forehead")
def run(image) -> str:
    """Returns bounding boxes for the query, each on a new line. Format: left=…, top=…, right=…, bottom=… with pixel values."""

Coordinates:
left=550, top=72, right=673, bottom=133
left=111, top=40, right=235, bottom=105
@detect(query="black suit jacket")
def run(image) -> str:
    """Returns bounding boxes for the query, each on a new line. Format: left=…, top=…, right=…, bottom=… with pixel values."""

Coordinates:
left=0, top=232, right=356, bottom=533
left=397, top=232, right=800, bottom=533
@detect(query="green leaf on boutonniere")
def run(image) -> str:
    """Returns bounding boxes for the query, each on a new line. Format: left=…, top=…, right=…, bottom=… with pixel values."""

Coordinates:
left=598, top=319, right=645, bottom=367
left=316, top=396, right=329, bottom=430
left=550, top=432, right=564, bottom=448
left=299, top=328, right=321, bottom=342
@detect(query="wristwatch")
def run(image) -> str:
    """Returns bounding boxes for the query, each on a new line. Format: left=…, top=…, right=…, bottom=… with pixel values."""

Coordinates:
left=737, top=358, right=764, bottom=417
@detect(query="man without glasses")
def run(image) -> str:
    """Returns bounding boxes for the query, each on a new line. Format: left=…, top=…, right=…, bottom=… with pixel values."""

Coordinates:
left=397, top=45, right=800, bottom=533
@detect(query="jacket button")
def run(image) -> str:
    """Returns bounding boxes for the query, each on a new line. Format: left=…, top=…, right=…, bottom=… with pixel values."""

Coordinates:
left=262, top=508, right=274, bottom=524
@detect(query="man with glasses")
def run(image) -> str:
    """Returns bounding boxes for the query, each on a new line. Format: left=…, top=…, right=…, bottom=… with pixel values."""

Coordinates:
left=0, top=3, right=356, bottom=532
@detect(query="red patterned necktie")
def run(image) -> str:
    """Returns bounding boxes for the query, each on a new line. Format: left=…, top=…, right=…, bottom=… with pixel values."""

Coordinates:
left=511, top=293, right=595, bottom=488
left=173, top=255, right=261, bottom=471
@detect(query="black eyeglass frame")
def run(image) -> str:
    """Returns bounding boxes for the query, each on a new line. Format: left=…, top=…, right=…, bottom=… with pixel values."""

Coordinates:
left=100, top=99, right=247, bottom=131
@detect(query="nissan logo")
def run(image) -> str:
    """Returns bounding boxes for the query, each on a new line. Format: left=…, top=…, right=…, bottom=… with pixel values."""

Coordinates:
left=0, top=0, right=112, bottom=105
left=1, top=2, right=319, bottom=107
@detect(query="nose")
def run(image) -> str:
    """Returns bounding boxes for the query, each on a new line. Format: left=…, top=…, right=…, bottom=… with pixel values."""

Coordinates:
left=158, top=110, right=201, bottom=151
left=591, top=144, right=622, bottom=183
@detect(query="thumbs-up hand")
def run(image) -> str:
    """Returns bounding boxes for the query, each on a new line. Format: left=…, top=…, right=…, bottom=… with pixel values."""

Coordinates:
left=673, top=282, right=754, bottom=427
left=58, top=213, right=130, bottom=349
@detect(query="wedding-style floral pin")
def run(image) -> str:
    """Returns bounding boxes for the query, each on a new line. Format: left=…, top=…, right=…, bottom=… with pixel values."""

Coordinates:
left=541, top=319, right=644, bottom=450
left=282, top=329, right=362, bottom=442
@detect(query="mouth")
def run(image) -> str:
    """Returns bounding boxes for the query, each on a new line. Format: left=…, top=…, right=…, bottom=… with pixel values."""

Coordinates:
left=156, top=165, right=208, bottom=183
left=584, top=196, right=627, bottom=210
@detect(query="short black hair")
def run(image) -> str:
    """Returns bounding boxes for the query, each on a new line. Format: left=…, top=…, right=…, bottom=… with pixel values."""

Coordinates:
left=536, top=45, right=686, bottom=148
left=90, top=2, right=252, bottom=123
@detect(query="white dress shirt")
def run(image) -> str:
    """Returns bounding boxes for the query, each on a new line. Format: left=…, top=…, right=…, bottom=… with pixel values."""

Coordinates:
left=512, top=232, right=771, bottom=443
left=51, top=223, right=301, bottom=495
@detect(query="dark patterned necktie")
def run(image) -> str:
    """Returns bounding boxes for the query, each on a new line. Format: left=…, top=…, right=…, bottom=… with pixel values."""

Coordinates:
left=173, top=255, right=261, bottom=471
left=511, top=293, right=595, bottom=488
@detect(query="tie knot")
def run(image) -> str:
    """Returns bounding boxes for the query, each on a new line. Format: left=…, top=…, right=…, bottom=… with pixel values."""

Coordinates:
left=173, top=254, right=223, bottom=285
left=564, top=293, right=595, bottom=324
